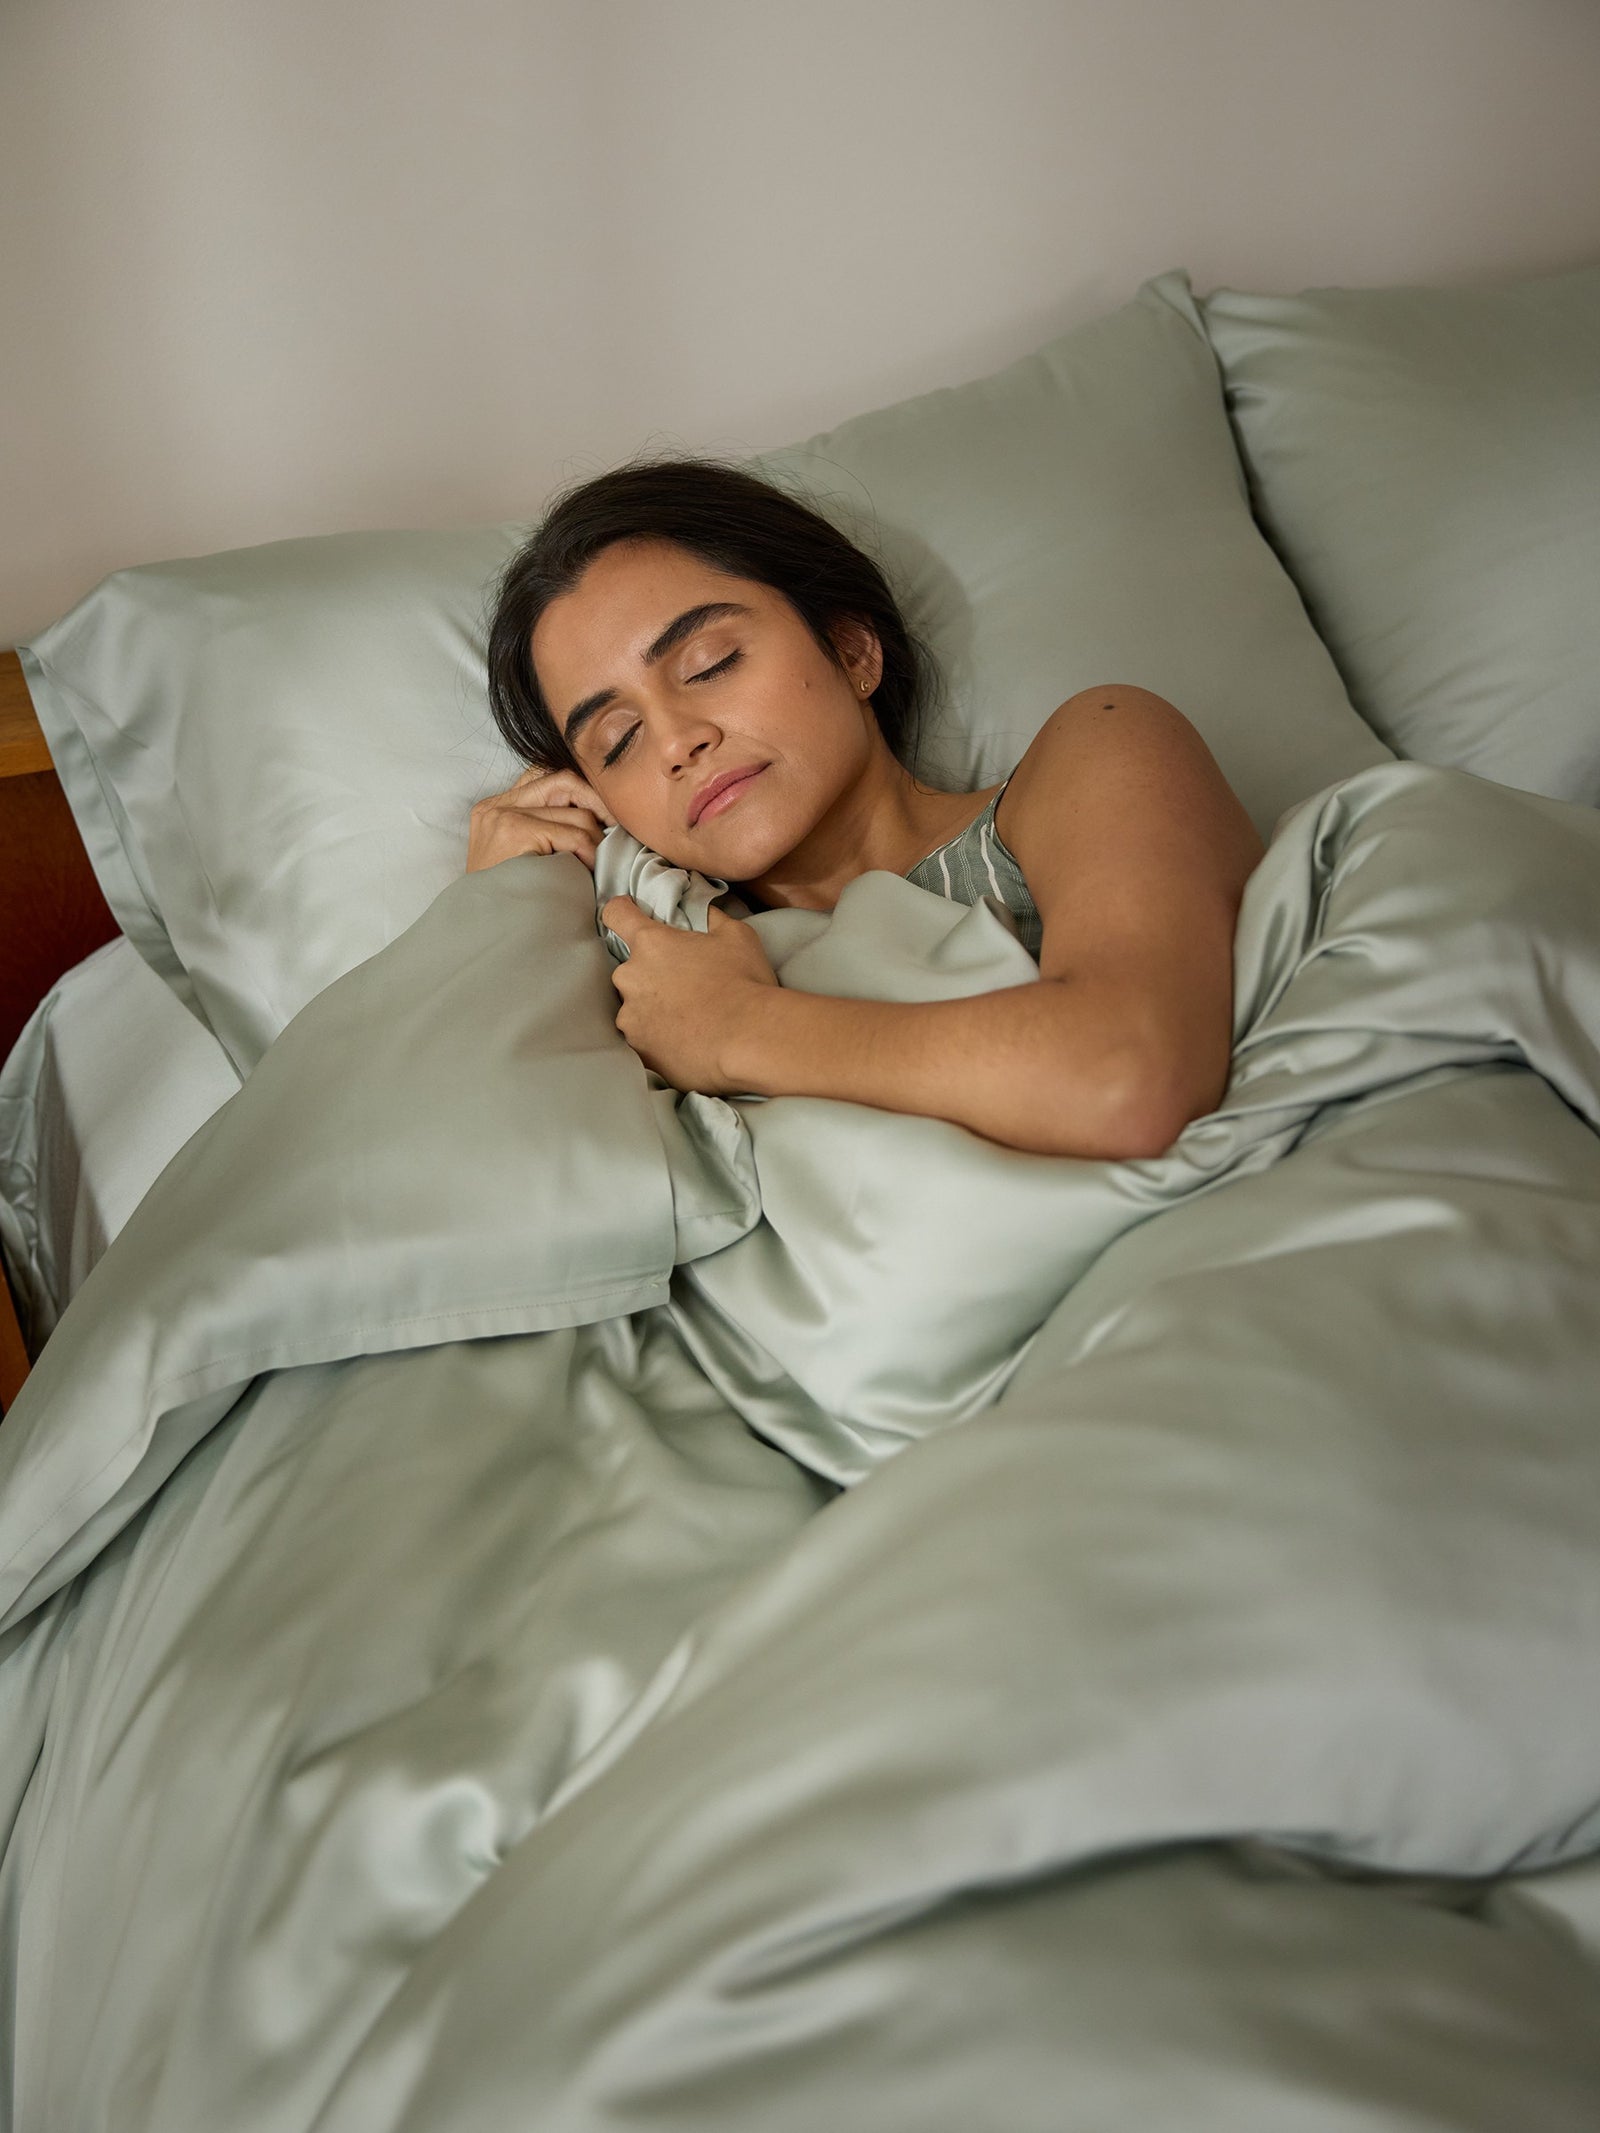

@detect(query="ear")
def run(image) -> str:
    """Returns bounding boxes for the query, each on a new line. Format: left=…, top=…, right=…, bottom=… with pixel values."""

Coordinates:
left=830, top=613, right=883, bottom=697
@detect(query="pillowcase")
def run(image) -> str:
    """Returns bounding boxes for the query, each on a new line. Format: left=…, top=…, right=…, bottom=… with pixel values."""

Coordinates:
left=0, top=936, right=240, bottom=1353
left=754, top=268, right=1387, bottom=821
left=1197, top=260, right=1600, bottom=804
left=20, top=527, right=529, bottom=1072
left=20, top=270, right=1389, bottom=1071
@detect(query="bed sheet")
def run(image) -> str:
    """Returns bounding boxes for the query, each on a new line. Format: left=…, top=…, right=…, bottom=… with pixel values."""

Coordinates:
left=0, top=937, right=241, bottom=1351
left=3, top=762, right=1600, bottom=2128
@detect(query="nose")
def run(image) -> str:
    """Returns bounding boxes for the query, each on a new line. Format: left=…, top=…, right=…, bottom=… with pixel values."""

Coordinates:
left=660, top=704, right=721, bottom=774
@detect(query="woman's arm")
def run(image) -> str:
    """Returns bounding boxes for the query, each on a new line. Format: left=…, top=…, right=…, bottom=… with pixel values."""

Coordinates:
left=724, top=684, right=1264, bottom=1161
left=606, top=685, right=1263, bottom=1159
left=722, top=978, right=1189, bottom=1160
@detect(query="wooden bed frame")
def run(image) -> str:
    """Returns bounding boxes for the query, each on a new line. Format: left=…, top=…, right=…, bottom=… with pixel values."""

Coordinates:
left=0, top=647, right=119, bottom=1412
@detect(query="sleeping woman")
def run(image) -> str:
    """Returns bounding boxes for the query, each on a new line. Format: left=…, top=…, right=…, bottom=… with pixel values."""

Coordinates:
left=470, top=459, right=1264, bottom=1162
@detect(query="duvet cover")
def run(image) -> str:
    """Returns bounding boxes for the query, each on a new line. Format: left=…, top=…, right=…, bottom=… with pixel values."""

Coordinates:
left=1, top=760, right=1599, bottom=2130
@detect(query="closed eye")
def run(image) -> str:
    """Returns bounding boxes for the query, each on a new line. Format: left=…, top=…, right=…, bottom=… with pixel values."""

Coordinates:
left=695, top=648, right=743, bottom=683
left=602, top=648, right=743, bottom=767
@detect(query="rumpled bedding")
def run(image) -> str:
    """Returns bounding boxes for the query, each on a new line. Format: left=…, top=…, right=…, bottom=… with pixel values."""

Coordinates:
left=2, top=760, right=1599, bottom=2129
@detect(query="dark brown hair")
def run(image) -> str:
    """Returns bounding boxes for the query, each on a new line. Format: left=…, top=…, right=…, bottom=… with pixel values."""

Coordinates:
left=484, top=456, right=932, bottom=775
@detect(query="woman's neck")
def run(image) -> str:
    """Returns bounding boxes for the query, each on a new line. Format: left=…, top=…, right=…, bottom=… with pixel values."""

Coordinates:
left=741, top=761, right=996, bottom=914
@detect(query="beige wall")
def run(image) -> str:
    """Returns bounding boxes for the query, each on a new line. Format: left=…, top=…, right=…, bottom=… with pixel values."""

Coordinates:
left=5, top=0, right=1600, bottom=647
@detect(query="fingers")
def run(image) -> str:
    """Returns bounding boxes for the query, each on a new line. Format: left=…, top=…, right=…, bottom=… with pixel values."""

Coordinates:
left=494, top=787, right=597, bottom=824
left=469, top=796, right=610, bottom=850
left=599, top=893, right=645, bottom=939
left=467, top=767, right=620, bottom=875
left=524, top=801, right=610, bottom=833
left=551, top=823, right=605, bottom=869
left=465, top=811, right=603, bottom=874
left=505, top=767, right=618, bottom=826
left=604, top=894, right=728, bottom=936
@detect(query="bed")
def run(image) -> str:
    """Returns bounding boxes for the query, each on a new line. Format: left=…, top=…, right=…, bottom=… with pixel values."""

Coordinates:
left=2, top=261, right=1599, bottom=2130
left=0, top=925, right=240, bottom=1360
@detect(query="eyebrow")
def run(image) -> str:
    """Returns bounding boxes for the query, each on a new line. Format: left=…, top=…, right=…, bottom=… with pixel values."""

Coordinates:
left=561, top=601, right=753, bottom=750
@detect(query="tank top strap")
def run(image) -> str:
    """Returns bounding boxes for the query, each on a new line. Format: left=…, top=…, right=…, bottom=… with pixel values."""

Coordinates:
left=907, top=779, right=1004, bottom=876
left=901, top=771, right=1041, bottom=960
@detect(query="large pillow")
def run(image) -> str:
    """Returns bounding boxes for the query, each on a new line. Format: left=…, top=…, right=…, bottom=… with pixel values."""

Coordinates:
left=18, top=527, right=529, bottom=1072
left=1197, top=260, right=1600, bottom=804
left=20, top=269, right=1388, bottom=1072
left=754, top=268, right=1387, bottom=817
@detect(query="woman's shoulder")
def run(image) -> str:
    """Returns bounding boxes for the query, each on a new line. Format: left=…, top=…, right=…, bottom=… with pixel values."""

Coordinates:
left=998, top=685, right=1263, bottom=897
left=1003, top=686, right=1219, bottom=806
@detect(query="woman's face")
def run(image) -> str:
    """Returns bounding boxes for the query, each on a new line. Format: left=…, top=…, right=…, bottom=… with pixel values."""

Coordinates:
left=529, top=537, right=883, bottom=875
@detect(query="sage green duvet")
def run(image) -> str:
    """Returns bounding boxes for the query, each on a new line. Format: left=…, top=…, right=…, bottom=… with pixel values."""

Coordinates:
left=3, top=761, right=1600, bottom=2128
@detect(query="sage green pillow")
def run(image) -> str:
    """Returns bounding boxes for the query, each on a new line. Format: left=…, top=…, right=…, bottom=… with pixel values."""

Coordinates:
left=19, top=527, right=530, bottom=1073
left=20, top=269, right=1387, bottom=1072
left=1198, top=261, right=1600, bottom=803
left=757, top=267, right=1388, bottom=830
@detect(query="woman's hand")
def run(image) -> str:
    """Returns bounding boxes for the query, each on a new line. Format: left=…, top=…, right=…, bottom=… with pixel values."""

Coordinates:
left=467, top=767, right=618, bottom=873
left=601, top=896, right=779, bottom=1093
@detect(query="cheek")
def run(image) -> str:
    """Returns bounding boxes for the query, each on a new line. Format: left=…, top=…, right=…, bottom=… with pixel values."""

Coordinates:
left=624, top=789, right=692, bottom=861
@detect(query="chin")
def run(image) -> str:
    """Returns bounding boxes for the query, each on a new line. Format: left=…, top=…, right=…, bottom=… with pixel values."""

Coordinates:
left=702, top=834, right=785, bottom=882
left=674, top=790, right=794, bottom=871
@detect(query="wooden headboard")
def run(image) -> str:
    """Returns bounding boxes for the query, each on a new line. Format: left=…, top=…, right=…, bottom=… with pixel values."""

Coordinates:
left=0, top=649, right=118, bottom=1057
left=0, top=647, right=119, bottom=1410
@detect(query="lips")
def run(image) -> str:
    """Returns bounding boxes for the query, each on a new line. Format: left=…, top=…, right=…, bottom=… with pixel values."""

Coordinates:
left=689, top=764, right=766, bottom=826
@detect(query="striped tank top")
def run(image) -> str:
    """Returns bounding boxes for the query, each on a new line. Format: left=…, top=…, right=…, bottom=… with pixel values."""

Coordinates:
left=904, top=775, right=1042, bottom=961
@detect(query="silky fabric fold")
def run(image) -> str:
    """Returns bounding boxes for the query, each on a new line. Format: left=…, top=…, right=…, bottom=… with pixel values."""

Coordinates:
left=4, top=763, right=1600, bottom=2128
